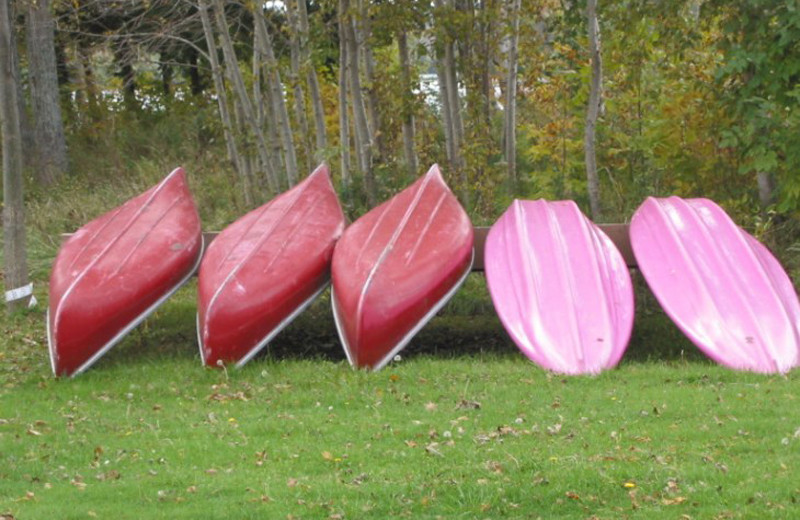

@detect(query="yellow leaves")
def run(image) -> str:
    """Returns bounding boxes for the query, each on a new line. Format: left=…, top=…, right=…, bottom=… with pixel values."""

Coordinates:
left=623, top=481, right=636, bottom=489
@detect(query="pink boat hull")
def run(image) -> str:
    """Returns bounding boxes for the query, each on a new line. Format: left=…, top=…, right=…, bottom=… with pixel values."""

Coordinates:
left=331, top=165, right=474, bottom=370
left=197, top=164, right=346, bottom=367
left=47, top=168, right=203, bottom=377
left=631, top=196, right=800, bottom=373
left=485, top=200, right=634, bottom=374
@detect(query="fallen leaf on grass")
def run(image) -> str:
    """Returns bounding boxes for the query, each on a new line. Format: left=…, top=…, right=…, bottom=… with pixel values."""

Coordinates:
left=546, top=423, right=562, bottom=436
left=456, top=399, right=481, bottom=410
left=351, top=473, right=368, bottom=485
left=662, top=496, right=687, bottom=506
left=425, top=442, right=443, bottom=457
left=424, top=402, right=438, bottom=412
left=484, top=460, right=503, bottom=474
left=95, top=470, right=120, bottom=481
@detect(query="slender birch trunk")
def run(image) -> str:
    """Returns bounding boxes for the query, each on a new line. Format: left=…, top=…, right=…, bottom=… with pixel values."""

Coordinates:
left=359, top=0, right=384, bottom=161
left=435, top=52, right=455, bottom=166
left=253, top=12, right=299, bottom=188
left=198, top=0, right=256, bottom=203
left=337, top=0, right=352, bottom=192
left=584, top=0, right=602, bottom=220
left=343, top=0, right=376, bottom=204
left=212, top=0, right=288, bottom=189
left=0, top=0, right=30, bottom=311
left=436, top=0, right=467, bottom=204
left=398, top=31, right=418, bottom=175
left=287, top=1, right=311, bottom=173
left=296, top=0, right=327, bottom=158
left=504, top=0, right=521, bottom=184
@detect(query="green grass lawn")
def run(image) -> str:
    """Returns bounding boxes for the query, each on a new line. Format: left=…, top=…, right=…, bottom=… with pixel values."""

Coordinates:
left=1, top=282, right=798, bottom=519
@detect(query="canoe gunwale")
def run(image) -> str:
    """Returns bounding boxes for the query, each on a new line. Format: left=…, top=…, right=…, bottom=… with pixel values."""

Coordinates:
left=48, top=236, right=205, bottom=377
left=197, top=280, right=331, bottom=368
left=333, top=249, right=475, bottom=371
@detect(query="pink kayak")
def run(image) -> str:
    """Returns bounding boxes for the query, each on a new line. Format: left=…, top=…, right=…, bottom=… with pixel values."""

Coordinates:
left=331, top=164, right=474, bottom=370
left=48, top=168, right=203, bottom=377
left=631, top=196, right=800, bottom=373
left=485, top=200, right=634, bottom=374
left=197, top=164, right=346, bottom=367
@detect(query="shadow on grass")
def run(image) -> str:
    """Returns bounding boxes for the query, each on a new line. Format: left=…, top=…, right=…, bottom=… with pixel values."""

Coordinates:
left=96, top=272, right=710, bottom=372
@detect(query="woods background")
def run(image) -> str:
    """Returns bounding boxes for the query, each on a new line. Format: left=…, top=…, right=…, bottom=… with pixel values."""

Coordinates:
left=2, top=0, right=800, bottom=306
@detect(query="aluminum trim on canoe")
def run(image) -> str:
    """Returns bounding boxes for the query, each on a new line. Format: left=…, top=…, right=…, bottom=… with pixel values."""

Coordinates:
left=50, top=235, right=205, bottom=377
left=196, top=281, right=331, bottom=369
left=333, top=249, right=474, bottom=371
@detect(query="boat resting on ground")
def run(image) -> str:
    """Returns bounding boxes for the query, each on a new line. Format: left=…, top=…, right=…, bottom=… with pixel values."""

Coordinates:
left=630, top=196, right=800, bottom=373
left=331, top=164, right=474, bottom=370
left=47, top=167, right=203, bottom=377
left=485, top=199, right=634, bottom=374
left=197, top=163, right=346, bottom=368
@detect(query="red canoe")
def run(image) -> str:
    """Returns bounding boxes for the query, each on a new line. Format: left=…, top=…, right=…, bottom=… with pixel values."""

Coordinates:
left=197, top=164, right=346, bottom=367
left=47, top=168, right=203, bottom=377
left=331, top=164, right=474, bottom=370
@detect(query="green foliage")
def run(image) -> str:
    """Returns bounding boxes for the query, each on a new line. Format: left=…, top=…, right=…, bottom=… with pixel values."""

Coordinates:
left=710, top=0, right=800, bottom=212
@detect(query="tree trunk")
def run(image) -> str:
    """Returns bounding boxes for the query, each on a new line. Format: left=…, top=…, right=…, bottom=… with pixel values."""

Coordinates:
left=398, top=31, right=418, bottom=175
left=296, top=0, right=327, bottom=160
left=198, top=0, right=255, bottom=204
left=584, top=0, right=602, bottom=220
left=436, top=0, right=467, bottom=204
left=252, top=17, right=280, bottom=192
left=253, top=11, right=299, bottom=188
left=757, top=171, right=776, bottom=211
left=343, top=0, right=376, bottom=204
left=212, top=0, right=290, bottom=189
left=287, top=0, right=311, bottom=174
left=0, top=0, right=31, bottom=312
left=503, top=0, right=521, bottom=184
left=435, top=52, right=455, bottom=166
left=25, top=0, right=68, bottom=186
left=359, top=0, right=384, bottom=161
left=337, top=0, right=351, bottom=193
left=9, top=1, right=33, bottom=162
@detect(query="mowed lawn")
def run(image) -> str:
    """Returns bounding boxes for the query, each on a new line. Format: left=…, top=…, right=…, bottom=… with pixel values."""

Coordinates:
left=1, top=285, right=799, bottom=519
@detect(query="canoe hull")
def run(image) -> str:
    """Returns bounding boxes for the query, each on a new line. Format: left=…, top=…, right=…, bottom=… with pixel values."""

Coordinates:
left=485, top=200, right=634, bottom=374
left=331, top=165, right=474, bottom=370
left=197, top=164, right=346, bottom=367
left=630, top=196, right=800, bottom=373
left=47, top=168, right=203, bottom=377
